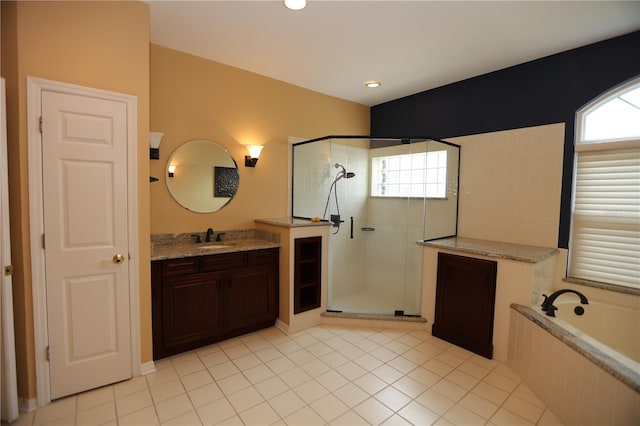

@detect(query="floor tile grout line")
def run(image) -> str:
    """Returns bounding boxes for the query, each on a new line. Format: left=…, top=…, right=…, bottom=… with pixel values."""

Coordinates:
left=17, top=324, right=561, bottom=426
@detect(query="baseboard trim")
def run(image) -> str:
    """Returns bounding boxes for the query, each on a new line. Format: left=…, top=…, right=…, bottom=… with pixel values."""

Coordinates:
left=19, top=397, right=37, bottom=412
left=140, top=360, right=156, bottom=375
left=275, top=319, right=289, bottom=334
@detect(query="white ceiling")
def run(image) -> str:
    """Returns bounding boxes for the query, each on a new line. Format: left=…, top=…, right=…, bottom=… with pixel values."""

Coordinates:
left=147, top=1, right=640, bottom=107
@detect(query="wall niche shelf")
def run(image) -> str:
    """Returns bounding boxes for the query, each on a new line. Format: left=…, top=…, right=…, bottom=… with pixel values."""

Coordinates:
left=294, top=236, right=322, bottom=314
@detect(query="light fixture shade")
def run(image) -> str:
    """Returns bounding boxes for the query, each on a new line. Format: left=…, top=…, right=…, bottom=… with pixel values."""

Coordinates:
left=149, top=132, right=164, bottom=149
left=168, top=165, right=176, bottom=177
left=247, top=145, right=264, bottom=159
left=364, top=80, right=382, bottom=88
left=245, top=145, right=264, bottom=167
left=150, top=132, right=164, bottom=160
left=283, top=0, right=306, bottom=11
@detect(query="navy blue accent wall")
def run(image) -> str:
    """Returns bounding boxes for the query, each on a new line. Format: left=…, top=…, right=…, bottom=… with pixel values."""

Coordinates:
left=371, top=31, right=640, bottom=248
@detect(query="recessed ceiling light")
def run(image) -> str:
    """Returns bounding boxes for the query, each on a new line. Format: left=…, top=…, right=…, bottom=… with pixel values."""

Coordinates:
left=364, top=80, right=382, bottom=88
left=283, top=0, right=306, bottom=11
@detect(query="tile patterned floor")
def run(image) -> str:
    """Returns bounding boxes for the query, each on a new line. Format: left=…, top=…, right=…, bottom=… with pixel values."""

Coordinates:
left=8, top=324, right=564, bottom=425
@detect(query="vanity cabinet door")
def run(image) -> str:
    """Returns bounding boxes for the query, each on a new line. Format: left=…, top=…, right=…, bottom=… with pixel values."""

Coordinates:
left=162, top=271, right=224, bottom=350
left=226, top=263, right=277, bottom=334
left=432, top=252, right=497, bottom=359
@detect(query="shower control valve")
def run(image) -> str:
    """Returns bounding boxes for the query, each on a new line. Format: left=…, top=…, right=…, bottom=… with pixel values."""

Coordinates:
left=330, top=214, right=344, bottom=228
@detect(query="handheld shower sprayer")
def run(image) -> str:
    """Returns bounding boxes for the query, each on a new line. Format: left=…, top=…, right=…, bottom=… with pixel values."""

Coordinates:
left=334, top=163, right=355, bottom=180
left=323, top=163, right=356, bottom=233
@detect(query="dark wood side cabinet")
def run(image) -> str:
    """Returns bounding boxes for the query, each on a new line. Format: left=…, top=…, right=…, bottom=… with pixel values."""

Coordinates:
left=152, top=248, right=278, bottom=359
left=432, top=252, right=497, bottom=358
left=294, top=236, right=322, bottom=314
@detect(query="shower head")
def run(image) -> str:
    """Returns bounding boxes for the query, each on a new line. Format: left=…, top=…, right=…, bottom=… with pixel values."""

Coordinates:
left=334, top=163, right=355, bottom=179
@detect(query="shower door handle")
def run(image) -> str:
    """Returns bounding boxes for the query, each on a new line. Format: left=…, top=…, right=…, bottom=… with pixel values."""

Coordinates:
left=350, top=217, right=355, bottom=239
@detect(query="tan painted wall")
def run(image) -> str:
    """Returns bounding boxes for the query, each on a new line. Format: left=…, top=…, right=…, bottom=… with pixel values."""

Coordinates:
left=150, top=44, right=370, bottom=234
left=1, top=3, right=369, bottom=401
left=1, top=1, right=150, bottom=400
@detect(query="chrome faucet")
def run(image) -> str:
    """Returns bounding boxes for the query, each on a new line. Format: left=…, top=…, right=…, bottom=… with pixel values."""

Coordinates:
left=205, top=228, right=214, bottom=242
left=541, top=289, right=589, bottom=317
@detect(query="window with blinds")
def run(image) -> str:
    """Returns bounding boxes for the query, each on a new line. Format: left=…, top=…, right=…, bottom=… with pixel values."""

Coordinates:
left=569, top=78, right=640, bottom=289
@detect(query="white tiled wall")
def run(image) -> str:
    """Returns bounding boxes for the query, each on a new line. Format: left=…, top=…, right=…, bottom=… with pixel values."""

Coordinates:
left=509, top=308, right=640, bottom=425
left=450, top=123, right=565, bottom=249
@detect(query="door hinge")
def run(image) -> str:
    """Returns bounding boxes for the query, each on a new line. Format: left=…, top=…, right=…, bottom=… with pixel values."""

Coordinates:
left=46, top=346, right=50, bottom=361
left=39, top=116, right=43, bottom=133
left=42, top=234, right=46, bottom=249
left=3, top=265, right=13, bottom=276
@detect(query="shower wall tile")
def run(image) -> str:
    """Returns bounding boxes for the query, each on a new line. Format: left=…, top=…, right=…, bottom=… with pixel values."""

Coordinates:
left=450, top=123, right=564, bottom=249
left=326, top=144, right=370, bottom=302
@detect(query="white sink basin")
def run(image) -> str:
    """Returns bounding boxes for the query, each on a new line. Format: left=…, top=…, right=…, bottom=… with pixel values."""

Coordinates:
left=197, top=244, right=234, bottom=250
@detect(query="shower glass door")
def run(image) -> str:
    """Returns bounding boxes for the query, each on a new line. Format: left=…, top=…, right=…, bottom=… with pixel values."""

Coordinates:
left=292, top=136, right=459, bottom=317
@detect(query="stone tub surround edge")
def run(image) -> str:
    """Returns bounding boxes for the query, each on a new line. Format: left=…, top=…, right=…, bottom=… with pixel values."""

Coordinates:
left=511, top=303, right=640, bottom=393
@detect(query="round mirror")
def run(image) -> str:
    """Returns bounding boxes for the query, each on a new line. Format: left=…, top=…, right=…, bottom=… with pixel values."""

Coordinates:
left=166, top=140, right=239, bottom=213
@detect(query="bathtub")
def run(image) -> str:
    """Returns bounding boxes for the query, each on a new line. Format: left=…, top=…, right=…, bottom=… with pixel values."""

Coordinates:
left=553, top=300, right=640, bottom=366
left=509, top=302, right=640, bottom=425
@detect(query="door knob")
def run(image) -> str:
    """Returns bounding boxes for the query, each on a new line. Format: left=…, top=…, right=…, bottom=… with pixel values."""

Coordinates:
left=112, top=254, right=125, bottom=264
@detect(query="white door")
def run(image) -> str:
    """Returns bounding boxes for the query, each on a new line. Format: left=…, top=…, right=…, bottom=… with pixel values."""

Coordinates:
left=42, top=90, right=131, bottom=399
left=1, top=78, right=19, bottom=422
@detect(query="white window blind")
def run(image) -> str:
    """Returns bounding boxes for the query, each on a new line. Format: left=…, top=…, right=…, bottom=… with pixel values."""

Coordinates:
left=569, top=147, right=640, bottom=288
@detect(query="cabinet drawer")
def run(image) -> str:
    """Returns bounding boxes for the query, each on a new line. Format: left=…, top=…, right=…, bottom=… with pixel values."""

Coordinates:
left=162, top=258, right=199, bottom=276
left=249, top=248, right=278, bottom=265
left=200, top=252, right=247, bottom=271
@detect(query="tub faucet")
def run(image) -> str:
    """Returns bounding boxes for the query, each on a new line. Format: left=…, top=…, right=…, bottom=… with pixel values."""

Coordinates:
left=541, top=289, right=589, bottom=317
left=205, top=228, right=214, bottom=242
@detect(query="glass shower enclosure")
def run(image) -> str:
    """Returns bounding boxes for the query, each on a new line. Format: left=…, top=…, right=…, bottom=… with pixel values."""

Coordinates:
left=292, top=136, right=460, bottom=316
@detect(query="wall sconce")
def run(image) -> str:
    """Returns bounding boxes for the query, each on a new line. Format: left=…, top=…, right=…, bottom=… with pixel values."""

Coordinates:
left=168, top=165, right=176, bottom=178
left=150, top=132, right=164, bottom=159
left=245, top=145, right=264, bottom=167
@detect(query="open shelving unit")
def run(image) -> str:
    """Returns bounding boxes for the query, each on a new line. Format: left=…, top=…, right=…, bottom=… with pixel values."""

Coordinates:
left=294, top=236, right=322, bottom=314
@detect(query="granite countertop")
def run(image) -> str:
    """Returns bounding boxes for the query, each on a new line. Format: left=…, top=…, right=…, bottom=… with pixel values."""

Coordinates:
left=151, top=238, right=279, bottom=261
left=255, top=217, right=331, bottom=228
left=418, top=236, right=558, bottom=263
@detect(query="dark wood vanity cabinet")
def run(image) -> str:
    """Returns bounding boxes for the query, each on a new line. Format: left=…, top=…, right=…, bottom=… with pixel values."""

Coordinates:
left=152, top=248, right=278, bottom=359
left=432, top=252, right=497, bottom=359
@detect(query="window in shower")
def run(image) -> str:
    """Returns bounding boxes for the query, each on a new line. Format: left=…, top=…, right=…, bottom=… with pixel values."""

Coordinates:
left=371, top=150, right=447, bottom=198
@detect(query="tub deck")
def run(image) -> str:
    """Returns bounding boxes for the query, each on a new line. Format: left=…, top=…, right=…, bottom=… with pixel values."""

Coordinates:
left=511, top=303, right=640, bottom=393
